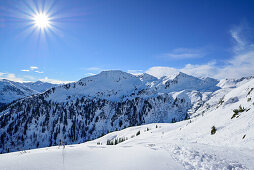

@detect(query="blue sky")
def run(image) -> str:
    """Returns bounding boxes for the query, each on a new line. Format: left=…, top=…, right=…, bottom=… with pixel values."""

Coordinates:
left=1, top=0, right=254, bottom=83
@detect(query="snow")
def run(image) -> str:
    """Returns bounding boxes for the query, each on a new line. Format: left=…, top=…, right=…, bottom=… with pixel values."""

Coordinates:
left=0, top=144, right=184, bottom=170
left=217, top=77, right=253, bottom=88
left=0, top=71, right=254, bottom=169
left=0, top=79, right=37, bottom=104
left=1, top=114, right=253, bottom=170
left=23, top=81, right=59, bottom=93
left=1, top=77, right=254, bottom=169
left=0, top=79, right=58, bottom=105
left=45, top=71, right=220, bottom=103
left=157, top=72, right=219, bottom=92
left=47, top=70, right=146, bottom=102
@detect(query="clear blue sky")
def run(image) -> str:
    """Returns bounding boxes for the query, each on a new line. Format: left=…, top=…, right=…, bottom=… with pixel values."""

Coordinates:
left=1, top=0, right=254, bottom=82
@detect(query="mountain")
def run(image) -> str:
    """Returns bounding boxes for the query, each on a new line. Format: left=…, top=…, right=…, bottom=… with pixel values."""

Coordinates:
left=45, top=71, right=219, bottom=102
left=23, top=81, right=59, bottom=93
left=0, top=76, right=253, bottom=169
left=0, top=80, right=59, bottom=107
left=0, top=70, right=252, bottom=154
left=0, top=79, right=37, bottom=107
left=157, top=72, right=219, bottom=92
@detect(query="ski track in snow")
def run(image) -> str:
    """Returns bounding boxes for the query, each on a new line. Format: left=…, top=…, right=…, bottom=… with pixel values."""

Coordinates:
left=166, top=144, right=247, bottom=170
left=146, top=143, right=247, bottom=170
left=62, top=148, right=65, bottom=170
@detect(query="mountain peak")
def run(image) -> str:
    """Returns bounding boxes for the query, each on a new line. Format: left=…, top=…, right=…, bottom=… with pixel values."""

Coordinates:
left=100, top=70, right=125, bottom=74
left=79, top=70, right=137, bottom=83
left=137, top=73, right=158, bottom=82
left=98, top=70, right=133, bottom=78
left=176, top=71, right=188, bottom=77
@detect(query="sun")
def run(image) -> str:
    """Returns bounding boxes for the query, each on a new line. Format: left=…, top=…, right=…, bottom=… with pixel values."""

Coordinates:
left=33, top=13, right=50, bottom=29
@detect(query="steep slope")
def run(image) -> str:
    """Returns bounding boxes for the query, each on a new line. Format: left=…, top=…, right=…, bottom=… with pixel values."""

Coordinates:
left=0, top=70, right=220, bottom=154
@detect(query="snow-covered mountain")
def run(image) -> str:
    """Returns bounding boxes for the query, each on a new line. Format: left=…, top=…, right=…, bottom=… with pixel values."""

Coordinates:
left=43, top=70, right=219, bottom=102
left=0, top=70, right=253, bottom=157
left=0, top=79, right=37, bottom=107
left=23, top=81, right=59, bottom=93
left=0, top=80, right=59, bottom=107
left=0, top=76, right=253, bottom=169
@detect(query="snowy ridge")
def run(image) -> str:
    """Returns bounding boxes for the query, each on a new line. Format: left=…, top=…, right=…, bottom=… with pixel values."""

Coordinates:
left=217, top=76, right=254, bottom=88
left=44, top=71, right=220, bottom=103
left=160, top=72, right=219, bottom=92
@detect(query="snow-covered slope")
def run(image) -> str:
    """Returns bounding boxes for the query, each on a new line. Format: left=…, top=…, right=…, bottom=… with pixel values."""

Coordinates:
left=0, top=79, right=37, bottom=105
left=47, top=70, right=146, bottom=102
left=217, top=76, right=254, bottom=88
left=156, top=72, right=219, bottom=92
left=0, top=77, right=253, bottom=169
left=0, top=80, right=59, bottom=107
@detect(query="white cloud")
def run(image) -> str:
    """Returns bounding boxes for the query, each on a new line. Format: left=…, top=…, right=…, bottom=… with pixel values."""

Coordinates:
left=147, top=24, right=254, bottom=79
left=229, top=23, right=253, bottom=53
left=21, top=66, right=44, bottom=74
left=0, top=72, right=6, bottom=76
left=35, top=71, right=44, bottom=74
left=180, top=62, right=218, bottom=78
left=0, top=73, right=72, bottom=84
left=215, top=24, right=254, bottom=79
left=85, top=73, right=96, bottom=76
left=146, top=67, right=179, bottom=79
left=0, top=73, right=37, bottom=82
left=30, top=66, right=38, bottom=70
left=146, top=51, right=254, bottom=79
left=0, top=73, right=24, bottom=82
left=127, top=70, right=143, bottom=75
left=86, top=67, right=103, bottom=71
left=39, top=77, right=73, bottom=84
left=162, top=48, right=205, bottom=59
left=215, top=51, right=254, bottom=79
left=21, top=67, right=44, bottom=73
left=230, top=29, right=246, bottom=52
left=82, top=67, right=105, bottom=76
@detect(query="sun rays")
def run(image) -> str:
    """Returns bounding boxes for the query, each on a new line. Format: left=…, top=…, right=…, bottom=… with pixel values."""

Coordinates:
left=33, top=12, right=50, bottom=29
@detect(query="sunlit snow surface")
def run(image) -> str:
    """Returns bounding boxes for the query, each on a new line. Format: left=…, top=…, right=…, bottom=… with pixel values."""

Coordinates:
left=1, top=73, right=254, bottom=170
left=1, top=76, right=254, bottom=170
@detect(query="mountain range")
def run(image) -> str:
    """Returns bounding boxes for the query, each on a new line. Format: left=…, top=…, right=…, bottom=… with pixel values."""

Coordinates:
left=0, top=79, right=59, bottom=107
left=0, top=70, right=253, bottom=155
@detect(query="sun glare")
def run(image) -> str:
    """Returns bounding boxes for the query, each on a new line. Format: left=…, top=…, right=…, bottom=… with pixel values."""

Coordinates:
left=33, top=13, right=50, bottom=29
left=11, top=0, right=70, bottom=38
